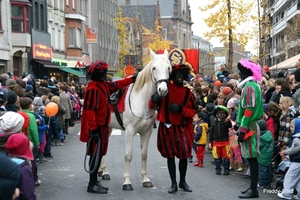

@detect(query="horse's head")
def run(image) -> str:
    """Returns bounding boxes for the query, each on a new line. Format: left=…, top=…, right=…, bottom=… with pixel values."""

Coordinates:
left=150, top=49, right=171, bottom=96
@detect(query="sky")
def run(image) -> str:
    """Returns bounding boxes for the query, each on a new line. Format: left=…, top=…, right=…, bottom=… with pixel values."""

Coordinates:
left=189, top=0, right=258, bottom=55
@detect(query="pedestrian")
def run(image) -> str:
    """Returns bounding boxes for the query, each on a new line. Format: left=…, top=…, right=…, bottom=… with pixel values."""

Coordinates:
left=32, top=97, right=49, bottom=163
left=20, top=97, right=41, bottom=186
left=278, top=118, right=300, bottom=200
left=257, top=120, right=274, bottom=189
left=5, top=134, right=37, bottom=200
left=148, top=63, right=197, bottom=193
left=79, top=60, right=136, bottom=194
left=236, top=59, right=263, bottom=198
left=0, top=151, right=21, bottom=200
left=209, top=105, right=232, bottom=175
left=193, top=111, right=208, bottom=168
left=59, top=85, right=73, bottom=136
left=50, top=96, right=66, bottom=145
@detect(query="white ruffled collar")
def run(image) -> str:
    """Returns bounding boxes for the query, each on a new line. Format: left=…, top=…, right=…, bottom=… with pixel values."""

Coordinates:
left=237, top=76, right=255, bottom=89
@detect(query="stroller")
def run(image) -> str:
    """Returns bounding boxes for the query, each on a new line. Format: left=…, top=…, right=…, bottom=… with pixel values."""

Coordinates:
left=273, top=156, right=290, bottom=190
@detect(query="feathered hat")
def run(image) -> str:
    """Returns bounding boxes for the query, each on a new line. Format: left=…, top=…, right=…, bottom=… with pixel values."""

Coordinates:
left=213, top=105, right=229, bottom=117
left=237, top=59, right=262, bottom=82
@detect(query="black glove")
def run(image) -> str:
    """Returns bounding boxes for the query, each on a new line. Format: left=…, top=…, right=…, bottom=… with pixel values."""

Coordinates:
left=132, top=72, right=139, bottom=83
left=169, top=103, right=183, bottom=113
left=151, top=92, right=161, bottom=104
left=233, top=124, right=239, bottom=131
left=89, top=128, right=99, bottom=140
left=238, top=132, right=245, bottom=143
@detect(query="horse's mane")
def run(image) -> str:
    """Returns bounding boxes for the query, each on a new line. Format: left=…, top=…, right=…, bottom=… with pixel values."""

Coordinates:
left=133, top=61, right=152, bottom=92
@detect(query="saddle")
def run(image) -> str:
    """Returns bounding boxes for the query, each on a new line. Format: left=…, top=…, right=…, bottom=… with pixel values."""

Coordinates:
left=110, top=87, right=125, bottom=105
left=110, top=87, right=126, bottom=130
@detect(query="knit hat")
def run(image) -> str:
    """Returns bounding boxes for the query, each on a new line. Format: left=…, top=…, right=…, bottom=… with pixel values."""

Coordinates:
left=215, top=80, right=222, bottom=86
left=7, top=91, right=17, bottom=105
left=0, top=112, right=24, bottom=134
left=0, top=152, right=21, bottom=200
left=6, top=79, right=16, bottom=88
left=213, top=105, right=229, bottom=117
left=222, top=87, right=232, bottom=96
left=294, top=68, right=300, bottom=82
left=295, top=59, right=300, bottom=68
left=25, top=84, right=33, bottom=92
left=258, top=120, right=267, bottom=132
left=227, top=98, right=239, bottom=109
left=205, top=103, right=215, bottom=114
left=33, top=97, right=43, bottom=106
left=0, top=87, right=8, bottom=103
left=26, top=80, right=33, bottom=86
left=200, top=112, right=208, bottom=123
left=5, top=134, right=34, bottom=160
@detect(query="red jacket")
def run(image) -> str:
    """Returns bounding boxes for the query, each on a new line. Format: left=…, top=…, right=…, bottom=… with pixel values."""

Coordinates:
left=80, top=78, right=133, bottom=143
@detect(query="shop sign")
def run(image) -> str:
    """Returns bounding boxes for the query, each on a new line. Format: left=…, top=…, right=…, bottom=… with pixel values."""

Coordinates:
left=33, top=44, right=52, bottom=60
left=86, top=27, right=98, bottom=43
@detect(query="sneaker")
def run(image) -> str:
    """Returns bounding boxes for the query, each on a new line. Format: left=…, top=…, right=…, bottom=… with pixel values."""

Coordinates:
left=35, top=180, right=41, bottom=186
left=277, top=192, right=292, bottom=199
left=257, top=184, right=265, bottom=189
left=293, top=195, right=300, bottom=200
left=188, top=156, right=193, bottom=163
left=56, top=142, right=63, bottom=146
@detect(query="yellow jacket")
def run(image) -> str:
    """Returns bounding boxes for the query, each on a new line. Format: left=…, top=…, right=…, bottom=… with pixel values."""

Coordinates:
left=194, top=121, right=208, bottom=145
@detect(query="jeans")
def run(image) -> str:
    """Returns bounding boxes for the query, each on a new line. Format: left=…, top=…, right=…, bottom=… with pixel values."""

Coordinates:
left=258, top=164, right=272, bottom=187
left=44, top=129, right=53, bottom=157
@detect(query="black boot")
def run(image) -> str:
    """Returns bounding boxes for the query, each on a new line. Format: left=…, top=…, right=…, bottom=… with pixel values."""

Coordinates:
left=179, top=182, right=192, bottom=192
left=87, top=184, right=108, bottom=194
left=168, top=183, right=178, bottom=193
left=238, top=189, right=258, bottom=198
left=96, top=181, right=109, bottom=191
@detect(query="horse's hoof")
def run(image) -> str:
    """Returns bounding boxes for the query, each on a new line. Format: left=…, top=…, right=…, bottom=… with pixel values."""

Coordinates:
left=102, top=174, right=111, bottom=180
left=123, top=184, right=133, bottom=190
left=143, top=181, right=153, bottom=188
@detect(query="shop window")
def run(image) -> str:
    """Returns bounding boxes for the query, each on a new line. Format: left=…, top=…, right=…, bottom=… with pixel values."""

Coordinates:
left=11, top=2, right=30, bottom=33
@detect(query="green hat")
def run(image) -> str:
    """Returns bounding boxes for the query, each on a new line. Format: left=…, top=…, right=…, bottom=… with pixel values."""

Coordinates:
left=213, top=105, right=229, bottom=117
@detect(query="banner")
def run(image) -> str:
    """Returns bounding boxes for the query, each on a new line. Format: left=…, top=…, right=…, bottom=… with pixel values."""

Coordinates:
left=86, top=27, right=98, bottom=43
left=184, top=49, right=199, bottom=74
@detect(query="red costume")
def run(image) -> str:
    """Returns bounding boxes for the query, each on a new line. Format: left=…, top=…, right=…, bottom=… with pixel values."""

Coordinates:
left=149, top=82, right=197, bottom=159
left=80, top=78, right=133, bottom=156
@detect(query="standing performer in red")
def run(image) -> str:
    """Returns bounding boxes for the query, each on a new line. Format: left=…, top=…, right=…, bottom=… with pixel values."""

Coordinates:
left=80, top=60, right=137, bottom=194
left=149, top=64, right=197, bottom=193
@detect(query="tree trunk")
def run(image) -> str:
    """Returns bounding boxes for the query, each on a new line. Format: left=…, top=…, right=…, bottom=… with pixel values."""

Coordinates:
left=257, top=0, right=262, bottom=65
left=227, top=0, right=233, bottom=73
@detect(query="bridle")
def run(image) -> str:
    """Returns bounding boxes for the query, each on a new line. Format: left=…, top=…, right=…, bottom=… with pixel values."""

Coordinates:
left=128, top=63, right=170, bottom=120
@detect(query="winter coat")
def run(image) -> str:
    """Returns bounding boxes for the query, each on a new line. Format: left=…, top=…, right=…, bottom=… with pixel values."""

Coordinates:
left=11, top=158, right=36, bottom=200
left=34, top=112, right=48, bottom=143
left=284, top=119, right=300, bottom=163
left=292, top=84, right=300, bottom=110
left=0, top=152, right=21, bottom=200
left=273, top=89, right=292, bottom=105
left=59, top=91, right=73, bottom=120
left=209, top=120, right=232, bottom=143
left=194, top=121, right=208, bottom=145
left=22, top=110, right=39, bottom=147
left=257, top=130, right=274, bottom=166
left=55, top=104, right=66, bottom=127
left=278, top=106, right=296, bottom=145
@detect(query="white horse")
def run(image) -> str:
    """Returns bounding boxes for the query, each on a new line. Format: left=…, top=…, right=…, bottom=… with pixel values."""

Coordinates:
left=100, top=49, right=171, bottom=190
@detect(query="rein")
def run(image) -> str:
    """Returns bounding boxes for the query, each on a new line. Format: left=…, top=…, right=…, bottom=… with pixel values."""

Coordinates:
left=128, top=83, right=156, bottom=120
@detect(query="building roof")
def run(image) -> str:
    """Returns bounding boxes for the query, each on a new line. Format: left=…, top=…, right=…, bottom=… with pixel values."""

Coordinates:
left=121, top=5, right=157, bottom=30
left=118, top=0, right=174, bottom=17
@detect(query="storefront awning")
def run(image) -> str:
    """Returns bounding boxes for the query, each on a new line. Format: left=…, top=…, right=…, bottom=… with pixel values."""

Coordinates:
left=59, top=67, right=85, bottom=78
left=270, top=54, right=300, bottom=71
left=34, top=59, right=61, bottom=69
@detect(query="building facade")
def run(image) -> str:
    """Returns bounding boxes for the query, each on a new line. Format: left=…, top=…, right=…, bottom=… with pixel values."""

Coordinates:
left=89, top=0, right=119, bottom=73
left=191, top=35, right=214, bottom=76
left=261, top=0, right=300, bottom=71
left=119, top=0, right=193, bottom=49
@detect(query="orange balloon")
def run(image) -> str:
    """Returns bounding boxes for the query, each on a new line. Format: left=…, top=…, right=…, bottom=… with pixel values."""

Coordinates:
left=45, top=102, right=58, bottom=117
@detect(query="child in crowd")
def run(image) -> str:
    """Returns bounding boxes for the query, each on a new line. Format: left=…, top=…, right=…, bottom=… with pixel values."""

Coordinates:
left=257, top=120, right=274, bottom=189
left=263, top=102, right=281, bottom=140
left=5, top=134, right=37, bottom=200
left=32, top=97, right=49, bottom=164
left=278, top=119, right=300, bottom=200
left=193, top=111, right=208, bottom=167
left=51, top=96, right=66, bottom=145
left=209, top=105, right=232, bottom=175
left=20, top=97, right=41, bottom=186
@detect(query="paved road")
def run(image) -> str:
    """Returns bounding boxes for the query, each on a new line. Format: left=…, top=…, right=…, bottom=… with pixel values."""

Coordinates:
left=35, top=123, right=279, bottom=200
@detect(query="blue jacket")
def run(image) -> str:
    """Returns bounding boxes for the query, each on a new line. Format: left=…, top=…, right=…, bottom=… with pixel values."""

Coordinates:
left=284, top=118, right=300, bottom=163
left=34, top=112, right=48, bottom=143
